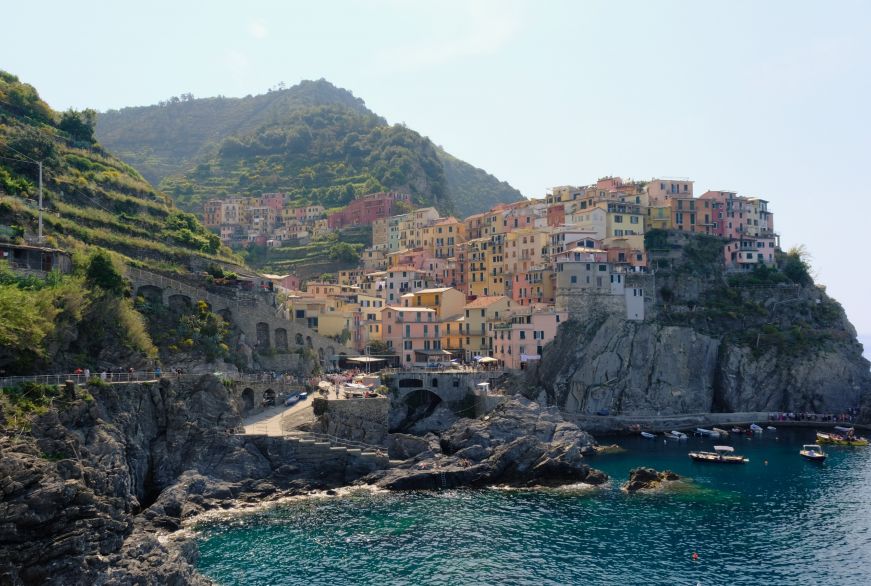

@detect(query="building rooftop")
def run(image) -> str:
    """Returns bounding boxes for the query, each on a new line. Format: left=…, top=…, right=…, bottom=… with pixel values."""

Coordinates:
left=465, top=296, right=509, bottom=309
left=383, top=306, right=436, bottom=313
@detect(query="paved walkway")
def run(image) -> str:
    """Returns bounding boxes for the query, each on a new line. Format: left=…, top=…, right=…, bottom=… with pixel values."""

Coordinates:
left=241, top=397, right=314, bottom=436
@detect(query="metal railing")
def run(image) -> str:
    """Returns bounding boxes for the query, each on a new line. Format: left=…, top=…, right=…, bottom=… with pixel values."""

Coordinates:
left=0, top=370, right=307, bottom=390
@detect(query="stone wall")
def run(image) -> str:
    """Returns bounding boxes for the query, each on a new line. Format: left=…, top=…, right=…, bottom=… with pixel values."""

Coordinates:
left=311, top=397, right=389, bottom=445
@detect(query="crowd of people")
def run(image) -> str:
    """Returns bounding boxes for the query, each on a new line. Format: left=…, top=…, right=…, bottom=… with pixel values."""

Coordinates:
left=767, top=408, right=860, bottom=423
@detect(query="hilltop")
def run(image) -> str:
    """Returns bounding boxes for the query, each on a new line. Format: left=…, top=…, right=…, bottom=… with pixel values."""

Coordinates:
left=0, top=70, right=239, bottom=270
left=96, top=80, right=522, bottom=217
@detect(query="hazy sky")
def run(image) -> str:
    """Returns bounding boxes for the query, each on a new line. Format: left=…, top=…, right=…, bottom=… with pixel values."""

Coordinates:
left=3, top=0, right=870, bottom=345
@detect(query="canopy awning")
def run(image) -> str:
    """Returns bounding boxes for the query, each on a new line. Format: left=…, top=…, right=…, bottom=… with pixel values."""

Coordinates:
left=713, top=445, right=734, bottom=452
left=346, top=356, right=386, bottom=363
left=478, top=357, right=499, bottom=363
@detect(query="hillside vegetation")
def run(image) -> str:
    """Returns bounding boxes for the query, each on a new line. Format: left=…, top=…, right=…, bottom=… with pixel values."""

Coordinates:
left=0, top=70, right=239, bottom=270
left=96, top=80, right=522, bottom=215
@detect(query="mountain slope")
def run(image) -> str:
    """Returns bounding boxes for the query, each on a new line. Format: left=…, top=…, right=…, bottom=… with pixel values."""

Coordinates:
left=96, top=80, right=522, bottom=215
left=0, top=70, right=238, bottom=270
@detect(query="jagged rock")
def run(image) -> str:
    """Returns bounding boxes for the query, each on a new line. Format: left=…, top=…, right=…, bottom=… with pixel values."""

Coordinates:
left=0, top=374, right=378, bottom=585
left=408, top=405, right=458, bottom=434
left=365, top=398, right=606, bottom=490
left=622, top=467, right=681, bottom=492
left=387, top=433, right=432, bottom=460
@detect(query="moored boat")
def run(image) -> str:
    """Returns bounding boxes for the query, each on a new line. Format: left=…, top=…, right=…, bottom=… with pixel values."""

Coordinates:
left=799, top=444, right=826, bottom=462
left=767, top=426, right=777, bottom=431
left=640, top=431, right=656, bottom=439
left=695, top=428, right=717, bottom=437
left=669, top=430, right=688, bottom=440
left=816, top=428, right=869, bottom=446
left=731, top=427, right=745, bottom=434
left=750, top=423, right=763, bottom=433
left=689, top=445, right=748, bottom=464
left=711, top=427, right=729, bottom=437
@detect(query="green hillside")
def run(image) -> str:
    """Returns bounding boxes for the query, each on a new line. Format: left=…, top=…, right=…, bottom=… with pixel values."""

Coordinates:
left=95, top=80, right=522, bottom=215
left=0, top=70, right=239, bottom=271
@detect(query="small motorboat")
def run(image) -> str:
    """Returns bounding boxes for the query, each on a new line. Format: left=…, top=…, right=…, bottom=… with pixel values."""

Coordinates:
left=298, top=391, right=308, bottom=401
left=749, top=423, right=764, bottom=433
left=669, top=430, right=688, bottom=441
left=767, top=426, right=777, bottom=431
left=816, top=427, right=869, bottom=446
left=640, top=431, right=656, bottom=439
left=799, top=444, right=826, bottom=462
left=731, top=427, right=745, bottom=434
left=284, top=394, right=300, bottom=406
left=695, top=428, right=718, bottom=437
left=712, top=427, right=729, bottom=437
left=689, top=445, right=749, bottom=464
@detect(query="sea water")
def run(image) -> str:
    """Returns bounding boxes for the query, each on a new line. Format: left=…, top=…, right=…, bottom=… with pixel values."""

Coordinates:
left=196, top=429, right=871, bottom=585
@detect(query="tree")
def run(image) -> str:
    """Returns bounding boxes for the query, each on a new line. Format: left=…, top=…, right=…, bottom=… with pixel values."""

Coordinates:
left=781, top=245, right=813, bottom=286
left=86, top=250, right=125, bottom=295
left=58, top=109, right=97, bottom=145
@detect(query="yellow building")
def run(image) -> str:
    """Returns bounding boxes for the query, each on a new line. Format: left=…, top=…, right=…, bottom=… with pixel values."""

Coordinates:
left=646, top=205, right=673, bottom=230
left=462, top=296, right=512, bottom=360
left=400, top=287, right=465, bottom=319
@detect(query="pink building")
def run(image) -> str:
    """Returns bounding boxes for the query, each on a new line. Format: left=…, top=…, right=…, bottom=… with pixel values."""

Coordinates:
left=380, top=306, right=446, bottom=365
left=327, top=192, right=410, bottom=229
left=491, top=305, right=567, bottom=370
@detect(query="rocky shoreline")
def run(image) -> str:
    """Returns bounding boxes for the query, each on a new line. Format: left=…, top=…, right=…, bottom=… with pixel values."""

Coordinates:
left=0, top=377, right=608, bottom=585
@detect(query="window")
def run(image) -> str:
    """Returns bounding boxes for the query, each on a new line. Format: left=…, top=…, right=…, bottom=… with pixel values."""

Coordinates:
left=630, top=216, right=639, bottom=224
left=520, top=330, right=526, bottom=339
left=598, top=264, right=607, bottom=271
left=570, top=275, right=577, bottom=284
left=614, top=215, right=623, bottom=223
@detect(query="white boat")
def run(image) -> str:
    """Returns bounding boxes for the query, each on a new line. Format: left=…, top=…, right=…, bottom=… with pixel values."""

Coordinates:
left=799, top=444, right=826, bottom=462
left=689, top=445, right=749, bottom=464
left=669, top=430, right=688, bottom=440
left=750, top=423, right=763, bottom=433
left=640, top=431, right=656, bottom=439
left=712, top=427, right=729, bottom=437
left=767, top=426, right=777, bottom=431
left=696, top=428, right=717, bottom=437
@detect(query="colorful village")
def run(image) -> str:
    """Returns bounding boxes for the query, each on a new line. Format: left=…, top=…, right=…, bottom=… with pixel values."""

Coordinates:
left=201, top=177, right=778, bottom=369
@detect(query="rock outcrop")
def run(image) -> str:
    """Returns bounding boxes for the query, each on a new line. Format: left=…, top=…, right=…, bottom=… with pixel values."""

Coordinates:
left=365, top=398, right=607, bottom=490
left=0, top=376, right=375, bottom=585
left=621, top=468, right=680, bottom=492
left=531, top=269, right=871, bottom=417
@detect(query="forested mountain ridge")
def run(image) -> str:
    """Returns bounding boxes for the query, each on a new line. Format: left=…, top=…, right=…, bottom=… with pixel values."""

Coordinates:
left=96, top=79, right=522, bottom=216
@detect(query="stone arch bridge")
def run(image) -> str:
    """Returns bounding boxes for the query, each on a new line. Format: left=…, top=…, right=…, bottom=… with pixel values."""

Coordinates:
left=127, top=267, right=350, bottom=370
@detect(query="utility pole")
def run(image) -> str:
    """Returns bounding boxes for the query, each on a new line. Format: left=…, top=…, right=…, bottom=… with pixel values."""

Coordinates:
left=38, top=160, right=43, bottom=243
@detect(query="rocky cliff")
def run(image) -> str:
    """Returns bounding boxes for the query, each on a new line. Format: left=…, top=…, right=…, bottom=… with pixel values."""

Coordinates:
left=0, top=376, right=373, bottom=585
left=530, top=234, right=871, bottom=417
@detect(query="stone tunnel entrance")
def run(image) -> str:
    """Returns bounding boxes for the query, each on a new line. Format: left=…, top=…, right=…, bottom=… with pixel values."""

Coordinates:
left=241, top=388, right=255, bottom=413
left=390, top=388, right=443, bottom=433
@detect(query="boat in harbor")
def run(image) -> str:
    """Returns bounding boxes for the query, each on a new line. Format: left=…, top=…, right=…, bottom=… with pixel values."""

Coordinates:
left=668, top=430, right=688, bottom=441
left=640, top=432, right=656, bottom=439
left=799, top=444, right=826, bottom=462
left=731, top=426, right=745, bottom=434
left=767, top=426, right=777, bottom=431
left=695, top=428, right=718, bottom=437
left=816, top=427, right=869, bottom=446
left=689, top=445, right=749, bottom=464
left=712, top=427, right=729, bottom=437
left=750, top=423, right=764, bottom=433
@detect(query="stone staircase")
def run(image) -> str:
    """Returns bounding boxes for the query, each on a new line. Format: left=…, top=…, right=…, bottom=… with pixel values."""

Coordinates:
left=283, top=430, right=391, bottom=473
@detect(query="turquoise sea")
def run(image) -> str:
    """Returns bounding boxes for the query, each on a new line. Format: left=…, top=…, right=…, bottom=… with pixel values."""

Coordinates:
left=196, top=428, right=871, bottom=585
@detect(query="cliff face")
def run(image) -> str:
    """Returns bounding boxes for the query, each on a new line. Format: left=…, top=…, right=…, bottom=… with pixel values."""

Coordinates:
left=0, top=376, right=356, bottom=585
left=531, top=236, right=871, bottom=417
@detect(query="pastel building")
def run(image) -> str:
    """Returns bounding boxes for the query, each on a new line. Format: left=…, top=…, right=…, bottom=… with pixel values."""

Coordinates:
left=491, top=305, right=567, bottom=370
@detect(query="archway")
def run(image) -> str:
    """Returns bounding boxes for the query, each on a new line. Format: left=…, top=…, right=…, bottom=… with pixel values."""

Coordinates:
left=136, top=285, right=163, bottom=305
left=256, top=322, right=270, bottom=349
left=306, top=336, right=313, bottom=348
left=241, top=388, right=254, bottom=412
left=168, top=294, right=192, bottom=311
left=275, top=328, right=288, bottom=351
left=295, top=332, right=304, bottom=346
left=262, top=388, right=276, bottom=406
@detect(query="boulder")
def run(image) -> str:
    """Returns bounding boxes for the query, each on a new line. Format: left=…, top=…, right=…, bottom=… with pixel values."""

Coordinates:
left=622, top=467, right=681, bottom=492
